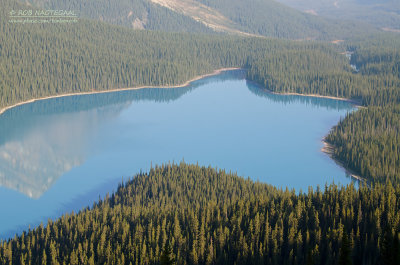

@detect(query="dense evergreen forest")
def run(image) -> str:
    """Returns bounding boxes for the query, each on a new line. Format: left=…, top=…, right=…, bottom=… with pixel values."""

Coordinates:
left=0, top=0, right=239, bottom=109
left=326, top=106, right=400, bottom=184
left=247, top=34, right=400, bottom=106
left=323, top=38, right=400, bottom=183
left=1, top=163, right=399, bottom=265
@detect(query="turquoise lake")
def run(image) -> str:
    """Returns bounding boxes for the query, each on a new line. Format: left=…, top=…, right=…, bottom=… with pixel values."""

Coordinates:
left=0, top=70, right=357, bottom=239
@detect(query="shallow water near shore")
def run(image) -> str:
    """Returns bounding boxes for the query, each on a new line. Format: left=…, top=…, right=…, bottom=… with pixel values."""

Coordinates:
left=0, top=70, right=356, bottom=239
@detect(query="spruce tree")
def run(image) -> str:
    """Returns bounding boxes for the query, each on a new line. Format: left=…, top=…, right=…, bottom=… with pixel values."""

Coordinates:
left=339, top=233, right=352, bottom=265
left=160, top=243, right=175, bottom=265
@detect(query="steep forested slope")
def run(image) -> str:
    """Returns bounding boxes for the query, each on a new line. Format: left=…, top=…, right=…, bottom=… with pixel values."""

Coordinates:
left=28, top=0, right=213, bottom=33
left=194, top=0, right=375, bottom=40
left=28, top=0, right=376, bottom=40
left=1, top=163, right=399, bottom=265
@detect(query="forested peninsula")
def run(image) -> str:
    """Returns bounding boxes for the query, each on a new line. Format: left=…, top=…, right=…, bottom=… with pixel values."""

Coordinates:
left=1, top=163, right=399, bottom=265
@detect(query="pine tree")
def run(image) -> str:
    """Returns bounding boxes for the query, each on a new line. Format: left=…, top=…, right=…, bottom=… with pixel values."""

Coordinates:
left=339, top=233, right=352, bottom=265
left=381, top=227, right=394, bottom=265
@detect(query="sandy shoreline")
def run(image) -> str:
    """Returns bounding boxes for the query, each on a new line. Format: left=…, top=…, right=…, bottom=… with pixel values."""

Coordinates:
left=321, top=139, right=368, bottom=184
left=270, top=91, right=361, bottom=106
left=0, top=67, right=240, bottom=116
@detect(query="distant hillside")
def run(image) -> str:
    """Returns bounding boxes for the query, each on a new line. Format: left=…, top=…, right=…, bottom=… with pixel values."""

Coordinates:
left=29, top=0, right=377, bottom=40
left=276, top=0, right=400, bottom=31
left=193, top=0, right=378, bottom=40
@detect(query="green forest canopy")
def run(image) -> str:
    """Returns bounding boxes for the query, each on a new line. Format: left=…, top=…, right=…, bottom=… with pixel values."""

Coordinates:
left=1, top=163, right=399, bottom=265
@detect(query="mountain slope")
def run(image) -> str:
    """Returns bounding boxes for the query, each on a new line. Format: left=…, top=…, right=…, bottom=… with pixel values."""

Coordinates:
left=149, top=0, right=258, bottom=36
left=29, top=0, right=377, bottom=40
left=28, top=0, right=214, bottom=33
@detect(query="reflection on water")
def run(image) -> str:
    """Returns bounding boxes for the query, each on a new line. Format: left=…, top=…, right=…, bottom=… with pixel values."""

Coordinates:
left=0, top=70, right=356, bottom=239
left=247, top=80, right=354, bottom=111
left=0, top=105, right=126, bottom=198
left=0, top=85, right=196, bottom=198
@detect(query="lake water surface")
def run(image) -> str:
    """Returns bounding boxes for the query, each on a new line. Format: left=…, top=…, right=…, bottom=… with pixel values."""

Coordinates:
left=0, top=70, right=356, bottom=239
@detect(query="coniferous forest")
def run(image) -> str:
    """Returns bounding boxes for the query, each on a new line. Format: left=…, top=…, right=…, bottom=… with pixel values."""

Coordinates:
left=326, top=106, right=400, bottom=183
left=1, top=0, right=400, bottom=264
left=1, top=163, right=399, bottom=265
